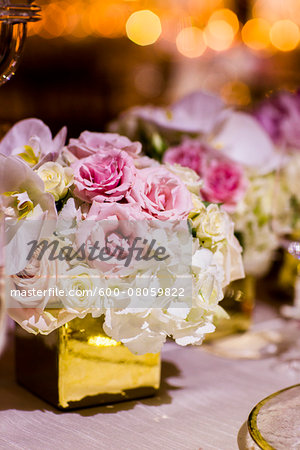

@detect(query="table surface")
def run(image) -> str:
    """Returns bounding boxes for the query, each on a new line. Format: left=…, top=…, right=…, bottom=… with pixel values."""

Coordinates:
left=0, top=303, right=297, bottom=450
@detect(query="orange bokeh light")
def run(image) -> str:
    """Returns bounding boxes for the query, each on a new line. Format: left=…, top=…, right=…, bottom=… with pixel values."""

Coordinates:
left=204, top=19, right=234, bottom=51
left=90, top=4, right=126, bottom=38
left=270, top=20, right=300, bottom=51
left=242, top=18, right=271, bottom=51
left=126, top=10, right=162, bottom=46
left=37, top=3, right=67, bottom=39
left=209, top=9, right=239, bottom=35
left=176, top=27, right=207, bottom=58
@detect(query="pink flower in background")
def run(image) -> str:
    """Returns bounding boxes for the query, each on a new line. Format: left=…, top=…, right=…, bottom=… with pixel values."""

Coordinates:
left=163, top=141, right=206, bottom=175
left=201, top=160, right=246, bottom=211
left=162, top=139, right=246, bottom=210
left=72, top=148, right=137, bottom=203
left=136, top=167, right=193, bottom=220
left=68, top=131, right=142, bottom=159
left=255, top=90, right=300, bottom=149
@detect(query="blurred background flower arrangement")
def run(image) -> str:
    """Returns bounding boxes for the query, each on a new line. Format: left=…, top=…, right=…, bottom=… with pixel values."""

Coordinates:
left=112, top=90, right=300, bottom=278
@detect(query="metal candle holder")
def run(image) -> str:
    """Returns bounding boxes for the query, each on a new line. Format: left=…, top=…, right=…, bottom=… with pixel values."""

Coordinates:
left=0, top=1, right=41, bottom=85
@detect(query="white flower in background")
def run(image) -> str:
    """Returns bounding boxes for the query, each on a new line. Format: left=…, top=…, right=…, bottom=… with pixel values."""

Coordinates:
left=241, top=225, right=278, bottom=275
left=280, top=153, right=300, bottom=232
left=211, top=111, right=279, bottom=174
left=284, top=153, right=300, bottom=198
left=36, top=162, right=73, bottom=201
left=111, top=91, right=229, bottom=139
left=233, top=172, right=278, bottom=276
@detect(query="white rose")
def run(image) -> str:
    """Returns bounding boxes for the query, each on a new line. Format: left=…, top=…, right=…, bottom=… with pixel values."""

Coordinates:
left=195, top=204, right=231, bottom=243
left=36, top=162, right=73, bottom=201
left=165, top=163, right=202, bottom=195
left=57, top=263, right=104, bottom=312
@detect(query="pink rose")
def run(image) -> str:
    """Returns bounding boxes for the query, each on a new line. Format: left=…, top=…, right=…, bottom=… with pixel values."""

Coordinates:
left=201, top=160, right=246, bottom=211
left=72, top=149, right=137, bottom=203
left=77, top=202, right=147, bottom=275
left=68, top=131, right=141, bottom=160
left=136, top=167, right=193, bottom=220
left=163, top=141, right=206, bottom=175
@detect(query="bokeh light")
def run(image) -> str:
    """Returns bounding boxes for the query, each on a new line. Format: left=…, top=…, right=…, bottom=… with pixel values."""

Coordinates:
left=204, top=19, right=235, bottom=52
left=242, top=18, right=271, bottom=51
left=270, top=20, right=300, bottom=52
left=126, top=10, right=162, bottom=46
left=89, top=4, right=126, bottom=38
left=176, top=27, right=207, bottom=58
left=208, top=9, right=239, bottom=35
left=38, top=3, right=67, bottom=39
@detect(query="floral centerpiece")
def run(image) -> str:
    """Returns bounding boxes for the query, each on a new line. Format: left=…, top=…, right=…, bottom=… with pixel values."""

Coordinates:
left=0, top=118, right=243, bottom=408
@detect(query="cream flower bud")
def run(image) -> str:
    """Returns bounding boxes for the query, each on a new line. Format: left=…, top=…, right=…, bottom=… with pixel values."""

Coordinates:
left=165, top=163, right=202, bottom=195
left=196, top=204, right=230, bottom=243
left=36, top=162, right=73, bottom=201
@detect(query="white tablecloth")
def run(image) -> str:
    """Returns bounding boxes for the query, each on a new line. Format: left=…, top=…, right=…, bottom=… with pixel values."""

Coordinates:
left=0, top=304, right=297, bottom=450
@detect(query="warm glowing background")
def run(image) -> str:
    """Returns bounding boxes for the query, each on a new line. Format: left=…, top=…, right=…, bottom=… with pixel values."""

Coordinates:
left=1, top=0, right=300, bottom=136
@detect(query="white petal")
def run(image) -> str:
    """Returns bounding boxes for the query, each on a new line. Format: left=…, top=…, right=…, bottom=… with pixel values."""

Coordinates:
left=212, top=112, right=278, bottom=173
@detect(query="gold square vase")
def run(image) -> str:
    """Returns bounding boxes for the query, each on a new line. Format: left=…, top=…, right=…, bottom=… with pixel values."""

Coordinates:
left=15, top=315, right=161, bottom=410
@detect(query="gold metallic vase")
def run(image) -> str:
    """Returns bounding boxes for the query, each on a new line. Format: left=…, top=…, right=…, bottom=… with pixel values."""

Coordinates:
left=278, top=249, right=300, bottom=302
left=15, top=315, right=161, bottom=410
left=205, top=275, right=255, bottom=341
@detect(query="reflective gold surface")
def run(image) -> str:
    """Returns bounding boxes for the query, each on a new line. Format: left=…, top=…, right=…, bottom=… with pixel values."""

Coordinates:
left=205, top=275, right=255, bottom=342
left=16, top=315, right=161, bottom=410
left=279, top=249, right=300, bottom=301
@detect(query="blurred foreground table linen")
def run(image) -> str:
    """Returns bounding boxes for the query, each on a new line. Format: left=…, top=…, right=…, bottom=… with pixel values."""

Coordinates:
left=0, top=302, right=297, bottom=450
